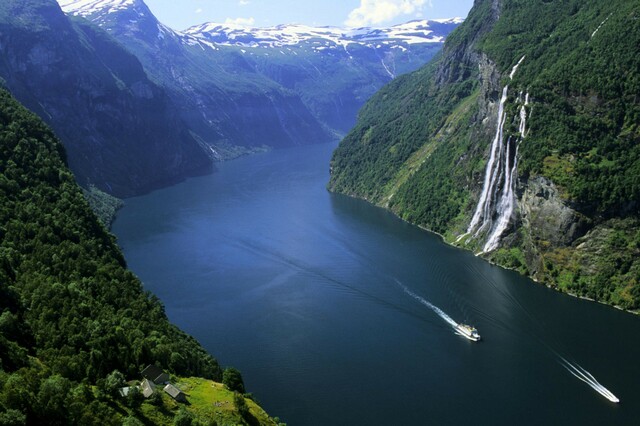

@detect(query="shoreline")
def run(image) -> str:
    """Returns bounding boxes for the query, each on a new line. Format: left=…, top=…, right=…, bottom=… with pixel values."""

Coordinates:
left=328, top=188, right=640, bottom=317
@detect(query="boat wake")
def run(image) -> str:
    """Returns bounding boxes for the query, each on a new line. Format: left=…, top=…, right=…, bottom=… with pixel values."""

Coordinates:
left=559, top=357, right=619, bottom=403
left=227, top=237, right=442, bottom=326
left=462, top=265, right=619, bottom=403
left=395, top=279, right=458, bottom=329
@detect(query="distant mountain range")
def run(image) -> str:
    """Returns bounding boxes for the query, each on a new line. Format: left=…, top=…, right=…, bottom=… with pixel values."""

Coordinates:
left=60, top=0, right=461, bottom=135
left=0, top=0, right=461, bottom=196
left=184, top=18, right=462, bottom=51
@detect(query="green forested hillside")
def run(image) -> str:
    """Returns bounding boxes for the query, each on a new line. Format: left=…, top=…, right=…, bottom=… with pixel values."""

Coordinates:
left=0, top=0, right=211, bottom=197
left=329, top=0, right=640, bottom=309
left=0, top=89, right=270, bottom=424
left=480, top=0, right=640, bottom=214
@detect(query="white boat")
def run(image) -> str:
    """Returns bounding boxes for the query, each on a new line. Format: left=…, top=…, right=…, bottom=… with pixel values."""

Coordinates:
left=455, top=323, right=481, bottom=341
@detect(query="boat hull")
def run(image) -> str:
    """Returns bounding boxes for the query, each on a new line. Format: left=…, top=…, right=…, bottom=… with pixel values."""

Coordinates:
left=455, top=324, right=481, bottom=341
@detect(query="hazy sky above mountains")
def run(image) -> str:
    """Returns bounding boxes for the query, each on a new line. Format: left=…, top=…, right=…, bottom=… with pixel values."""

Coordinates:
left=144, top=0, right=474, bottom=30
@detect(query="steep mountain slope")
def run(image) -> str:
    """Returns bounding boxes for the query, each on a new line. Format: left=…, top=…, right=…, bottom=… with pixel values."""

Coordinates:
left=58, top=0, right=333, bottom=153
left=0, top=0, right=211, bottom=197
left=330, top=0, right=640, bottom=309
left=186, top=19, right=461, bottom=133
left=0, top=87, right=275, bottom=425
left=58, top=0, right=460, bottom=138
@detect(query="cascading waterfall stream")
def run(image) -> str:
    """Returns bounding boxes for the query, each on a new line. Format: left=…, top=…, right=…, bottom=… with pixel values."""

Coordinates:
left=458, top=56, right=528, bottom=253
left=509, top=55, right=526, bottom=79
left=483, top=92, right=529, bottom=252
left=461, top=86, right=509, bottom=238
left=454, top=60, right=620, bottom=402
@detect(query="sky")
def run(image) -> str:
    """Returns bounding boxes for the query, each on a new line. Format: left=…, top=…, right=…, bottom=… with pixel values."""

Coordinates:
left=143, top=0, right=475, bottom=30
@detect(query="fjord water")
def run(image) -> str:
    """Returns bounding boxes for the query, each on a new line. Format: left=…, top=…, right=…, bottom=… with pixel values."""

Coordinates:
left=113, top=142, right=639, bottom=425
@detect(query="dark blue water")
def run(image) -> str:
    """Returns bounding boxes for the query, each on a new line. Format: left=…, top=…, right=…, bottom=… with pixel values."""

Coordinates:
left=113, top=142, right=639, bottom=425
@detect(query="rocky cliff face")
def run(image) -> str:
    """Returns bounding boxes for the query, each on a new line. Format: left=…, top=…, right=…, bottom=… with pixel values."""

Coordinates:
left=519, top=177, right=589, bottom=249
left=516, top=176, right=590, bottom=276
left=330, top=0, right=640, bottom=310
left=0, top=0, right=211, bottom=197
left=59, top=1, right=459, bottom=142
left=57, top=0, right=334, bottom=151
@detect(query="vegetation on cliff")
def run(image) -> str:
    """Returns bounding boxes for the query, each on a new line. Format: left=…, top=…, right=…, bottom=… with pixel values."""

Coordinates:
left=82, top=185, right=124, bottom=228
left=0, top=0, right=211, bottom=197
left=0, top=88, right=274, bottom=424
left=329, top=0, right=639, bottom=309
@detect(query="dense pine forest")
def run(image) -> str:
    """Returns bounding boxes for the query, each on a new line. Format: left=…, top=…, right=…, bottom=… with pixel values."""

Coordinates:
left=0, top=88, right=225, bottom=424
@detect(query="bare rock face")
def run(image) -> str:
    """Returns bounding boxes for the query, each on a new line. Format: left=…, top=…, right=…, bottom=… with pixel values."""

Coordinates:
left=519, top=176, right=590, bottom=247
left=515, top=176, right=591, bottom=278
left=476, top=53, right=501, bottom=122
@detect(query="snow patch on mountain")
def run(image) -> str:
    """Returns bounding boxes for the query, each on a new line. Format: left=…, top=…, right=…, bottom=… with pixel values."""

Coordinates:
left=57, top=0, right=461, bottom=54
left=58, top=0, right=138, bottom=15
left=184, top=18, right=464, bottom=49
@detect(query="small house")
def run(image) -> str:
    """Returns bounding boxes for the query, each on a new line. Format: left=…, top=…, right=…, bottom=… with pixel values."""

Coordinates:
left=141, top=378, right=156, bottom=398
left=141, top=365, right=170, bottom=385
left=163, top=383, right=187, bottom=403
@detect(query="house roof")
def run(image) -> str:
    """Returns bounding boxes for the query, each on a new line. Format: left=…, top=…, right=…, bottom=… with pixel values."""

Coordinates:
left=163, top=383, right=186, bottom=401
left=141, top=365, right=169, bottom=383
left=141, top=378, right=156, bottom=398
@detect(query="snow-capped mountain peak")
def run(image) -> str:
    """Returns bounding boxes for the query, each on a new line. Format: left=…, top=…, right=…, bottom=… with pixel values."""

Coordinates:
left=57, top=0, right=181, bottom=48
left=184, top=18, right=464, bottom=49
left=57, top=0, right=462, bottom=53
left=58, top=0, right=139, bottom=16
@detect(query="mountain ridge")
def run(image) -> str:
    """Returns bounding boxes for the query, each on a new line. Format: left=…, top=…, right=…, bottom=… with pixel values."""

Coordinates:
left=57, top=0, right=461, bottom=135
left=0, top=0, right=212, bottom=198
left=329, top=0, right=640, bottom=310
left=59, top=0, right=462, bottom=45
left=183, top=18, right=464, bottom=50
left=59, top=0, right=336, bottom=152
left=0, top=86, right=280, bottom=424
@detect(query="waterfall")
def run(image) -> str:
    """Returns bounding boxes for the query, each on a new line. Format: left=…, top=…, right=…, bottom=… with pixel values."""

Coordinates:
left=482, top=92, right=529, bottom=252
left=459, top=57, right=529, bottom=252
left=483, top=137, right=517, bottom=252
left=591, top=13, right=613, bottom=39
left=509, top=55, right=526, bottom=80
left=464, top=86, right=509, bottom=236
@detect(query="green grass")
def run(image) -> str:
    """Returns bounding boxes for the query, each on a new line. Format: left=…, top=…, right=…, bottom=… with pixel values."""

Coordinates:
left=164, top=377, right=278, bottom=426
left=117, top=377, right=280, bottom=425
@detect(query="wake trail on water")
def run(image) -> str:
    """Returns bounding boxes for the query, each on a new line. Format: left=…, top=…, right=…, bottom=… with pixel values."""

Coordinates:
left=228, top=237, right=443, bottom=327
left=558, top=356, right=620, bottom=403
left=462, top=263, right=538, bottom=328
left=394, top=279, right=458, bottom=329
left=323, top=231, right=619, bottom=403
left=460, top=266, right=620, bottom=403
left=319, top=229, right=460, bottom=323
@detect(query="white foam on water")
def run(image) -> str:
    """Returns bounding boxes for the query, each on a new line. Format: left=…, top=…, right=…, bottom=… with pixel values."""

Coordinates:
left=558, top=357, right=619, bottom=403
left=395, top=280, right=458, bottom=329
